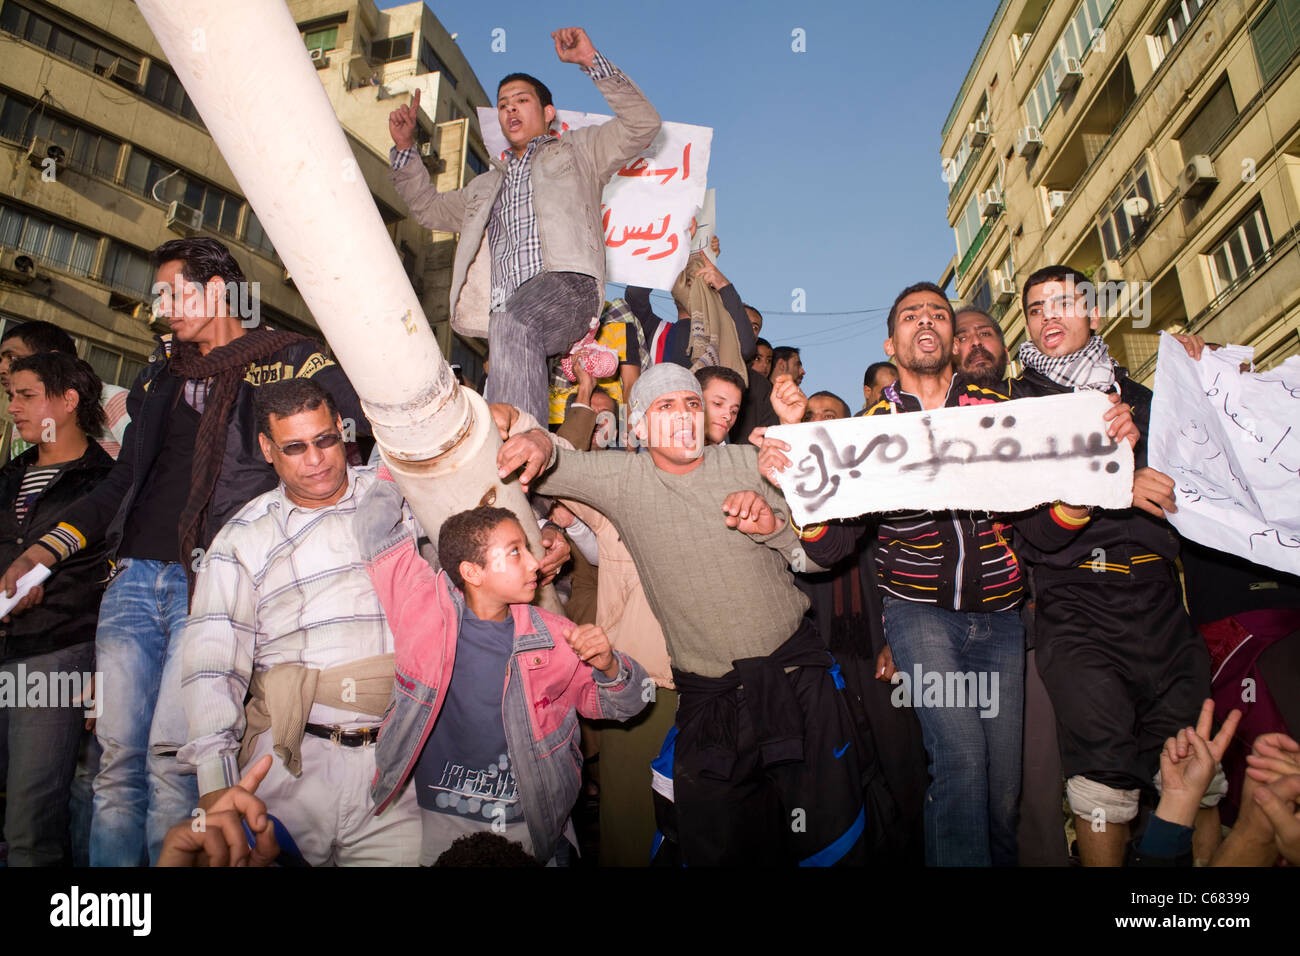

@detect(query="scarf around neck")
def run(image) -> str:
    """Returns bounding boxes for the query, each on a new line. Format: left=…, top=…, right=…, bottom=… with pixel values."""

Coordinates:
left=1017, top=334, right=1119, bottom=392
left=168, top=327, right=308, bottom=594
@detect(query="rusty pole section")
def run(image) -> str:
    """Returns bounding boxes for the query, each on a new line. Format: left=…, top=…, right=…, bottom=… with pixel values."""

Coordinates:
left=136, top=0, right=559, bottom=608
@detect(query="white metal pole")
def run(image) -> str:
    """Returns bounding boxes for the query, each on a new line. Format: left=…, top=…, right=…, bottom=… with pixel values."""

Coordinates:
left=134, top=0, right=555, bottom=602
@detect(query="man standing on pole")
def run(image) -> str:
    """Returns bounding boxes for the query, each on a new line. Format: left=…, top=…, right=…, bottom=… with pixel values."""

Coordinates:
left=387, top=27, right=660, bottom=426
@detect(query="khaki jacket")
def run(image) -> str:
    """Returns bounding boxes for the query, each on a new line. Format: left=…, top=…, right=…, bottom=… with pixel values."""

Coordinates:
left=392, top=66, right=661, bottom=338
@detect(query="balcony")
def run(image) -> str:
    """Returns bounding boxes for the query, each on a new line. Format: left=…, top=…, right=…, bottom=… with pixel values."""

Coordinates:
left=957, top=215, right=996, bottom=279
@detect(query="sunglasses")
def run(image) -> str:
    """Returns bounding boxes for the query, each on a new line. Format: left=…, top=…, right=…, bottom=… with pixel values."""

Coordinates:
left=270, top=432, right=343, bottom=456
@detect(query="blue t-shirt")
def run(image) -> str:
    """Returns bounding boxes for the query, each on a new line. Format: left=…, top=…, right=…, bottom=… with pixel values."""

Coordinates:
left=412, top=608, right=524, bottom=832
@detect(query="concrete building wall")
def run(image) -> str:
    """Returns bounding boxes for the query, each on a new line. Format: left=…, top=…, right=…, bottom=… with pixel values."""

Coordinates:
left=0, top=0, right=491, bottom=402
left=940, top=0, right=1300, bottom=384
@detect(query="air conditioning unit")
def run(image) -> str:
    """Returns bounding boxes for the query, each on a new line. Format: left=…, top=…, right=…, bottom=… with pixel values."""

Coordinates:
left=1016, top=126, right=1042, bottom=158
left=26, top=137, right=66, bottom=171
left=1180, top=154, right=1218, bottom=199
left=109, top=57, right=141, bottom=87
left=979, top=187, right=1004, bottom=219
left=994, top=272, right=1017, bottom=304
left=1047, top=190, right=1071, bottom=214
left=1053, top=56, right=1083, bottom=94
left=1096, top=259, right=1123, bottom=284
left=969, top=118, right=990, bottom=148
left=310, top=47, right=330, bottom=69
left=0, top=250, right=39, bottom=285
left=164, top=200, right=204, bottom=235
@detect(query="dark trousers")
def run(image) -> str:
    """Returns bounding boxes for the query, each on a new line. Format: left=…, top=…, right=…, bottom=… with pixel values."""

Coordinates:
left=0, top=641, right=94, bottom=866
left=671, top=623, right=871, bottom=866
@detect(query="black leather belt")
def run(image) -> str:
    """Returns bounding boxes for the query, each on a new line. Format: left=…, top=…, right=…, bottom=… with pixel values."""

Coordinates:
left=304, top=723, right=381, bottom=747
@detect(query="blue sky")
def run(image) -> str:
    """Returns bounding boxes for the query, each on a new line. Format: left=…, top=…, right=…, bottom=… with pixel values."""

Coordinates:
left=379, top=0, right=1000, bottom=405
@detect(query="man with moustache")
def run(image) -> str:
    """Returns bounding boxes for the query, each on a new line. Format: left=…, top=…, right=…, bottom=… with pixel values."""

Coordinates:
left=953, top=307, right=1009, bottom=392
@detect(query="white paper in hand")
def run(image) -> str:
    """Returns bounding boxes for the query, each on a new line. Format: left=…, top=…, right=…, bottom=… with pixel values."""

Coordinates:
left=0, top=564, right=51, bottom=618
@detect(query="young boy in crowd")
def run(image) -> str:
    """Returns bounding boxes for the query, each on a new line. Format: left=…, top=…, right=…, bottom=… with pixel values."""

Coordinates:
left=355, top=474, right=649, bottom=865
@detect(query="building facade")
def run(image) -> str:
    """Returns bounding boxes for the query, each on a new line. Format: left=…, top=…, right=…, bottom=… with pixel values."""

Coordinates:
left=0, top=0, right=491, bottom=408
left=939, top=0, right=1300, bottom=383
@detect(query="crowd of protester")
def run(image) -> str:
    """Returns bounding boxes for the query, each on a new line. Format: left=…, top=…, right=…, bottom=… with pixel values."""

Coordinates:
left=0, top=26, right=1297, bottom=869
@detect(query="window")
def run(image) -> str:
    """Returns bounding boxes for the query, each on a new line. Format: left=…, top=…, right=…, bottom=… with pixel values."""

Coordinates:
left=371, top=34, right=413, bottom=63
left=1154, top=0, right=1206, bottom=63
left=0, top=92, right=120, bottom=178
left=122, top=149, right=177, bottom=199
left=87, top=343, right=145, bottom=388
left=244, top=211, right=276, bottom=257
left=102, top=242, right=152, bottom=297
left=466, top=148, right=488, bottom=178
left=0, top=203, right=97, bottom=276
left=303, top=25, right=338, bottom=54
left=1096, top=156, right=1155, bottom=259
left=1024, top=0, right=1115, bottom=128
left=1178, top=78, right=1236, bottom=160
left=419, top=39, right=457, bottom=87
left=1250, top=0, right=1300, bottom=84
left=954, top=193, right=983, bottom=259
left=1207, top=203, right=1273, bottom=295
left=181, top=179, right=241, bottom=235
left=0, top=2, right=138, bottom=81
left=970, top=271, right=993, bottom=313
left=143, top=62, right=202, bottom=124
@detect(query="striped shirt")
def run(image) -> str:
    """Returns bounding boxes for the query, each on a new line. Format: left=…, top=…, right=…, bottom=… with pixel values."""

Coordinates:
left=391, top=51, right=619, bottom=311
left=14, top=464, right=59, bottom=521
left=178, top=466, right=410, bottom=794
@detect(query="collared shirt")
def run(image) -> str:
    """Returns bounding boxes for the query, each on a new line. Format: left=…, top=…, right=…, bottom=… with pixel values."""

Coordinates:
left=390, top=51, right=619, bottom=310
left=180, top=466, right=412, bottom=794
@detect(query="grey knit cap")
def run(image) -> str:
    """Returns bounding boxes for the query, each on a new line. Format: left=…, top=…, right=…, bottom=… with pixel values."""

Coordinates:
left=627, top=362, right=703, bottom=428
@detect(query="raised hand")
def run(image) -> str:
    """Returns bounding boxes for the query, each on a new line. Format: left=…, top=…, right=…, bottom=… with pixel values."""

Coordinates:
left=770, top=374, right=807, bottom=425
left=388, top=88, right=421, bottom=151
left=552, top=27, right=596, bottom=68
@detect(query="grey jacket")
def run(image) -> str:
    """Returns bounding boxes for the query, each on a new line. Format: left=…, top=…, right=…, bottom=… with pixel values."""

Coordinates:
left=392, top=62, right=661, bottom=337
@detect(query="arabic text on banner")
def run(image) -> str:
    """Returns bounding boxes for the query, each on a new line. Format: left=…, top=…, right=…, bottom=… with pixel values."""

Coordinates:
left=1148, top=332, right=1300, bottom=576
left=768, top=391, right=1134, bottom=526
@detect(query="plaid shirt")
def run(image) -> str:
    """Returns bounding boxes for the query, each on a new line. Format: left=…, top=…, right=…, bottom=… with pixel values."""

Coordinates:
left=392, top=51, right=619, bottom=311
left=179, top=466, right=413, bottom=794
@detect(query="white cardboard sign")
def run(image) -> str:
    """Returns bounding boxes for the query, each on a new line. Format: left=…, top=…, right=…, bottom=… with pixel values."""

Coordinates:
left=768, top=391, right=1134, bottom=525
left=1148, top=333, right=1300, bottom=576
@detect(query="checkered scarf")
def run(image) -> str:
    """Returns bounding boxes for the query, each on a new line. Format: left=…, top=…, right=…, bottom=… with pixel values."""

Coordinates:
left=1017, top=334, right=1119, bottom=392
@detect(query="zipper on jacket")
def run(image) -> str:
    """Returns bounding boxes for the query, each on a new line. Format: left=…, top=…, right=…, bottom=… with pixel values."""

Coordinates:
left=951, top=514, right=965, bottom=608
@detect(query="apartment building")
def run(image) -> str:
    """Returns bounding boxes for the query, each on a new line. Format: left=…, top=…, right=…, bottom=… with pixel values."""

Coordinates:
left=939, top=0, right=1300, bottom=383
left=0, top=0, right=491, bottom=404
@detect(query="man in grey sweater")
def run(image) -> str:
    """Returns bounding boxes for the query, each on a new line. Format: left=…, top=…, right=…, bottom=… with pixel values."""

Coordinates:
left=496, top=364, right=876, bottom=865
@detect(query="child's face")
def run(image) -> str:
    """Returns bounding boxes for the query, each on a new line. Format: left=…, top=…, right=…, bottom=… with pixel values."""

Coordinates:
left=471, top=519, right=540, bottom=605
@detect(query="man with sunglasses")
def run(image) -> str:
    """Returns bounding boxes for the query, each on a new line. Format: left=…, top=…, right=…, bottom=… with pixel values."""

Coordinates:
left=178, top=378, right=422, bottom=865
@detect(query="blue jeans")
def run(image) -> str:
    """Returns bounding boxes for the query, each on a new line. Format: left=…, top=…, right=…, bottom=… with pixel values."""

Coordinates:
left=881, top=595, right=1024, bottom=866
left=89, top=558, right=198, bottom=866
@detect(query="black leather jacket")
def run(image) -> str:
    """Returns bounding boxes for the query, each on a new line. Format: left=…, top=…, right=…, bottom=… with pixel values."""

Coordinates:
left=57, top=334, right=366, bottom=565
left=0, top=442, right=114, bottom=663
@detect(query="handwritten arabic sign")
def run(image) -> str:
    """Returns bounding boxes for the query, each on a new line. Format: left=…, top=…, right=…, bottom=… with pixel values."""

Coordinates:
left=478, top=108, right=712, bottom=289
left=768, top=391, right=1134, bottom=526
left=1148, top=333, right=1300, bottom=576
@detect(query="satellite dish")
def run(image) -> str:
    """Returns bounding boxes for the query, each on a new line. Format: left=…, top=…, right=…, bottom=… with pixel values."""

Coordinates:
left=1122, top=196, right=1150, bottom=218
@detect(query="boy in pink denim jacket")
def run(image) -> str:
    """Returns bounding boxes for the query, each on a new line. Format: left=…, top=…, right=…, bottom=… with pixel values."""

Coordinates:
left=358, top=467, right=649, bottom=864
